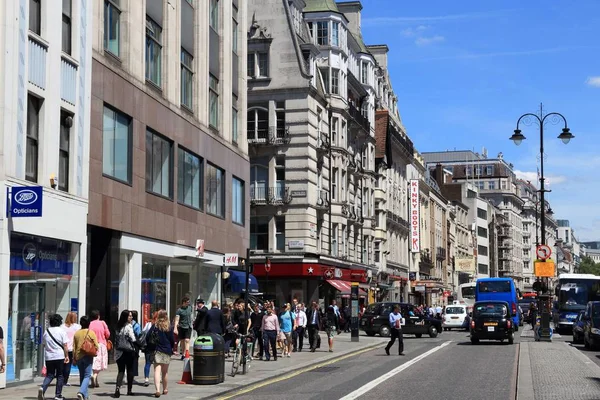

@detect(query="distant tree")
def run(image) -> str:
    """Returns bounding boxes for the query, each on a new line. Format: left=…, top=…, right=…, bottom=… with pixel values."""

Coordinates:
left=578, top=256, right=600, bottom=275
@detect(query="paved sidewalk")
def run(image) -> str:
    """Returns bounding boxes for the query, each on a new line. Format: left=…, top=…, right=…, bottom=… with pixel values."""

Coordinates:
left=517, top=340, right=600, bottom=400
left=0, top=333, right=385, bottom=400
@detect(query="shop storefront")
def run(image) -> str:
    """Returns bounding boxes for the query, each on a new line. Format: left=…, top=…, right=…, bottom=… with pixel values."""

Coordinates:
left=6, top=232, right=81, bottom=384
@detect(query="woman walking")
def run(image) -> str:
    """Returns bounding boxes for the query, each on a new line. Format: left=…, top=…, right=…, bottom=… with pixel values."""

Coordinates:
left=147, top=310, right=175, bottom=398
left=324, top=305, right=340, bottom=352
left=73, top=316, right=99, bottom=400
left=89, top=310, right=110, bottom=388
left=142, top=312, right=158, bottom=387
left=222, top=307, right=234, bottom=357
left=38, top=314, right=69, bottom=400
left=130, top=311, right=142, bottom=383
left=61, top=311, right=80, bottom=386
left=114, top=310, right=137, bottom=398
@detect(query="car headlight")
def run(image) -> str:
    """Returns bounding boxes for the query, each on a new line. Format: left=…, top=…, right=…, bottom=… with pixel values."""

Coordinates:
left=591, top=328, right=600, bottom=335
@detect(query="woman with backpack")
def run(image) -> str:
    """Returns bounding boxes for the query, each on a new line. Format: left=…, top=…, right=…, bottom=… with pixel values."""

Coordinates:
left=147, top=310, right=175, bottom=398
left=114, top=310, right=137, bottom=398
left=324, top=305, right=340, bottom=352
left=73, top=316, right=99, bottom=400
left=142, top=311, right=158, bottom=387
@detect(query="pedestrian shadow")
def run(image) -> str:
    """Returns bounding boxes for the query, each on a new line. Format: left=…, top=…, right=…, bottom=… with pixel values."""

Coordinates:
left=586, top=377, right=600, bottom=389
left=456, top=341, right=513, bottom=346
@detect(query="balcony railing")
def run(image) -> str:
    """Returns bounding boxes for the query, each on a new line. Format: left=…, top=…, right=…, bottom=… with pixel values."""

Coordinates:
left=436, top=246, right=447, bottom=260
left=248, top=126, right=290, bottom=146
left=60, top=55, right=78, bottom=105
left=250, top=184, right=292, bottom=205
left=28, top=34, right=48, bottom=89
left=348, top=103, right=370, bottom=133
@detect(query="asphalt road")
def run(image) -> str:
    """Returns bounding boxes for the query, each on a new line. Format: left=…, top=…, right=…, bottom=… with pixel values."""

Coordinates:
left=226, top=329, right=520, bottom=400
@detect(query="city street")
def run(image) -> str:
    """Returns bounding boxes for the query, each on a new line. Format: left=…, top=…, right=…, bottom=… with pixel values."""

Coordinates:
left=218, top=330, right=519, bottom=400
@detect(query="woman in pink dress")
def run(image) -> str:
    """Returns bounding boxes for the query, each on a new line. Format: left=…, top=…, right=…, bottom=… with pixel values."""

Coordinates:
left=89, top=310, right=111, bottom=388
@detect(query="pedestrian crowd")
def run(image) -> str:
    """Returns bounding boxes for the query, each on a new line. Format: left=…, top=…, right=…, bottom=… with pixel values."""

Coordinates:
left=21, top=296, right=354, bottom=400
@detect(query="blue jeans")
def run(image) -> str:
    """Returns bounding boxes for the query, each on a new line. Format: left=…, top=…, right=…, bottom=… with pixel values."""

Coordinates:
left=77, top=356, right=93, bottom=399
left=144, top=352, right=153, bottom=379
left=42, top=359, right=64, bottom=397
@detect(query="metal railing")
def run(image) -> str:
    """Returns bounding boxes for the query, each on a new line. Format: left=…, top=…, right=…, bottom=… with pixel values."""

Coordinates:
left=348, top=103, right=370, bottom=133
left=60, top=55, right=78, bottom=105
left=28, top=34, right=48, bottom=89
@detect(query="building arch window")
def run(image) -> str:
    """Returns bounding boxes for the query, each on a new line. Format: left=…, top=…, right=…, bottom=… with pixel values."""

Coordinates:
left=247, top=107, right=269, bottom=142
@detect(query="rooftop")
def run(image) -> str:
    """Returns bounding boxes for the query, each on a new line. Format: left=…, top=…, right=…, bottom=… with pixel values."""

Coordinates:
left=304, top=0, right=340, bottom=13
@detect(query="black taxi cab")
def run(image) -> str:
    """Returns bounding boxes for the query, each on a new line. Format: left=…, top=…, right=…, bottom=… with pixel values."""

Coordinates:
left=360, top=302, right=442, bottom=338
left=470, top=300, right=515, bottom=345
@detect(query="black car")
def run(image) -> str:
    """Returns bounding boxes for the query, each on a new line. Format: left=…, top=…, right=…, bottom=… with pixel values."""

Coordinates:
left=583, top=301, right=600, bottom=349
left=470, top=300, right=515, bottom=345
left=572, top=310, right=585, bottom=344
left=360, top=302, right=442, bottom=338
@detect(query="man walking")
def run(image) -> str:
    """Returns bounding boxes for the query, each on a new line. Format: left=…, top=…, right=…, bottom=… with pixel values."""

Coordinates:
left=306, top=302, right=322, bottom=352
left=261, top=306, right=280, bottom=361
left=193, top=298, right=208, bottom=335
left=294, top=303, right=307, bottom=352
left=385, top=305, right=405, bottom=356
left=174, top=296, right=193, bottom=359
left=204, top=300, right=225, bottom=334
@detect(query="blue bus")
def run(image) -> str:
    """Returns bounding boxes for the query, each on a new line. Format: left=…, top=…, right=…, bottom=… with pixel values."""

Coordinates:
left=553, top=273, right=600, bottom=331
left=475, top=278, right=520, bottom=330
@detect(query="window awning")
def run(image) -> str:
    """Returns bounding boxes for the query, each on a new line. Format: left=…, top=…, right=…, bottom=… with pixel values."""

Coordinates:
left=227, top=269, right=260, bottom=294
left=326, top=280, right=368, bottom=296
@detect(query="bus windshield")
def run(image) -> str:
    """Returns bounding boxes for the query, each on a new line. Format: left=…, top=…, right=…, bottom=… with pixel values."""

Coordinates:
left=478, top=280, right=511, bottom=293
left=558, top=279, right=600, bottom=311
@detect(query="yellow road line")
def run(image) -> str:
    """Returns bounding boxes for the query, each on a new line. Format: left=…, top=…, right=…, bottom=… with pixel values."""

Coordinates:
left=216, top=344, right=384, bottom=400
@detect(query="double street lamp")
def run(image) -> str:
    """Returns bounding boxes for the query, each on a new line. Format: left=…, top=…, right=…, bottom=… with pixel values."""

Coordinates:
left=510, top=103, right=574, bottom=340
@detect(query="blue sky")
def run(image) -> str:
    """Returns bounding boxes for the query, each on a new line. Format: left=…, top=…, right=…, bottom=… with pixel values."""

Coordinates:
left=360, top=1, right=600, bottom=242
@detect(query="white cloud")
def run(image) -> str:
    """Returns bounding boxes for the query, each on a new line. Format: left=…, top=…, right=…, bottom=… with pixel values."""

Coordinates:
left=401, top=25, right=430, bottom=37
left=415, top=35, right=445, bottom=46
left=586, top=76, right=600, bottom=87
left=514, top=170, right=566, bottom=186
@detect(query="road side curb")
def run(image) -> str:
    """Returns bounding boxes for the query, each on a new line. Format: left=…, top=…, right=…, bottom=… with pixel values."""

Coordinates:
left=516, top=342, right=534, bottom=400
left=202, top=341, right=386, bottom=400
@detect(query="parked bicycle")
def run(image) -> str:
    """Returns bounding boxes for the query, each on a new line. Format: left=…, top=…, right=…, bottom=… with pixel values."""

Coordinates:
left=231, top=331, right=254, bottom=377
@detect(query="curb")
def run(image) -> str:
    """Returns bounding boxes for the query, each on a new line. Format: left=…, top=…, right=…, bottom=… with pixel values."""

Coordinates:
left=516, top=342, right=534, bottom=400
left=203, top=341, right=385, bottom=399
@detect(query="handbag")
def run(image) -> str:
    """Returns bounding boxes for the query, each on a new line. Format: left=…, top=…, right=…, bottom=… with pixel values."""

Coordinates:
left=116, top=332, right=135, bottom=352
left=106, top=340, right=113, bottom=352
left=81, top=329, right=98, bottom=357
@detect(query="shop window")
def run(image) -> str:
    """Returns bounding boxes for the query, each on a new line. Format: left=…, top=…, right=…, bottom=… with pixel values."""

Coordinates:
left=104, top=0, right=120, bottom=56
left=232, top=176, right=244, bottom=225
left=103, top=105, right=132, bottom=183
left=206, top=163, right=225, bottom=218
left=146, top=129, right=173, bottom=198
left=146, top=16, right=162, bottom=87
left=26, top=95, right=41, bottom=183
left=29, top=0, right=41, bottom=35
left=177, top=147, right=203, bottom=209
left=141, top=258, right=167, bottom=326
left=251, top=216, right=269, bottom=251
left=62, top=0, right=72, bottom=54
left=276, top=217, right=285, bottom=251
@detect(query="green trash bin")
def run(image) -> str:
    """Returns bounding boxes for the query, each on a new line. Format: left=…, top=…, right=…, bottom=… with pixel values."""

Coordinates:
left=193, top=333, right=225, bottom=384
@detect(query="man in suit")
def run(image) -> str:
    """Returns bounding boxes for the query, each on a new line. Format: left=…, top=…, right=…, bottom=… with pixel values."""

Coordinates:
left=306, top=301, right=322, bottom=352
left=193, top=298, right=209, bottom=335
left=204, top=300, right=225, bottom=335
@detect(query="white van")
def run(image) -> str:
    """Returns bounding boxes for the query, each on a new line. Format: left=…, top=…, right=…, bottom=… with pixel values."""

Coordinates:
left=443, top=304, right=469, bottom=331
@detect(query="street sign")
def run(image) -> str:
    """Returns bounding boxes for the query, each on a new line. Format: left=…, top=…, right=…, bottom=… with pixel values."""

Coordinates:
left=536, top=244, right=552, bottom=261
left=350, top=269, right=367, bottom=283
left=224, top=253, right=239, bottom=266
left=8, top=186, right=43, bottom=217
left=534, top=260, right=555, bottom=277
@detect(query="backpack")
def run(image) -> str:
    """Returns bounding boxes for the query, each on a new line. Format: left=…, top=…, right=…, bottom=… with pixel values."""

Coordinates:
left=147, top=326, right=160, bottom=348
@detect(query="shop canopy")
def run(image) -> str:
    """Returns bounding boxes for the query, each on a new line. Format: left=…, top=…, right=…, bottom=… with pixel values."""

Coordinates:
left=227, top=269, right=260, bottom=294
left=326, top=280, right=368, bottom=297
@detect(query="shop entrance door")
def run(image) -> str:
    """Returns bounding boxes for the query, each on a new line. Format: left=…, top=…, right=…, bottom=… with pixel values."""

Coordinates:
left=170, top=272, right=190, bottom=319
left=8, top=283, right=45, bottom=383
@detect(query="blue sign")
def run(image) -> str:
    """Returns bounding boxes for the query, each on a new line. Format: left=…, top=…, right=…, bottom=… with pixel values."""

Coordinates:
left=9, top=186, right=43, bottom=217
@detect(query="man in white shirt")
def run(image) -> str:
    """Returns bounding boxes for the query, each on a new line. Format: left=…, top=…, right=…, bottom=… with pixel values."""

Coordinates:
left=293, top=304, right=307, bottom=352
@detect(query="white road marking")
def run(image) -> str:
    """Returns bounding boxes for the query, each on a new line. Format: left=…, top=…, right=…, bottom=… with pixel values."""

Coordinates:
left=338, top=341, right=452, bottom=400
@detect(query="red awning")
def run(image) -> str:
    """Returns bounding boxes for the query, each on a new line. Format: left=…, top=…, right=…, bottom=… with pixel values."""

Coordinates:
left=327, top=280, right=368, bottom=296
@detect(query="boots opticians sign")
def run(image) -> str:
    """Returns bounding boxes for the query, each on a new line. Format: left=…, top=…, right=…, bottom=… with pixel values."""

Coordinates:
left=7, top=186, right=44, bottom=217
left=10, top=233, right=74, bottom=276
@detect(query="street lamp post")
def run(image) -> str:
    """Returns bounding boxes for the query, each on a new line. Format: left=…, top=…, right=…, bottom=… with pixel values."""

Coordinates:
left=510, top=103, right=573, bottom=340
